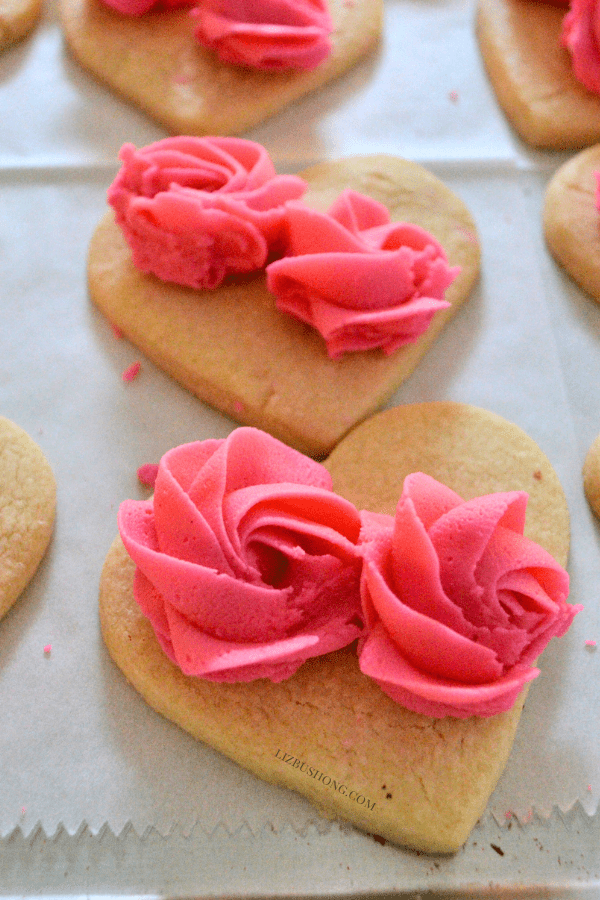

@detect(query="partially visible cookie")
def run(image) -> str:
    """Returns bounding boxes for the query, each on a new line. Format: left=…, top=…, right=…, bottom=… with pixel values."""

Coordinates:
left=88, top=154, right=480, bottom=459
left=476, top=0, right=600, bottom=149
left=583, top=433, right=600, bottom=516
left=59, top=0, right=382, bottom=136
left=0, top=0, right=42, bottom=49
left=544, top=144, right=600, bottom=301
left=0, top=417, right=56, bottom=620
left=99, top=402, right=570, bottom=853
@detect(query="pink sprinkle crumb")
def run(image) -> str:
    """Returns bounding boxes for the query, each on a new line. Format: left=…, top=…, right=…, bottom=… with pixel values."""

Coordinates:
left=122, top=361, right=141, bottom=382
left=504, top=810, right=513, bottom=820
left=585, top=640, right=597, bottom=648
left=111, top=323, right=124, bottom=339
left=448, top=90, right=459, bottom=102
left=233, top=400, right=245, bottom=414
left=587, top=784, right=592, bottom=792
left=137, top=463, right=159, bottom=488
left=20, top=807, right=26, bottom=816
left=43, top=644, right=51, bottom=655
left=523, top=808, right=533, bottom=823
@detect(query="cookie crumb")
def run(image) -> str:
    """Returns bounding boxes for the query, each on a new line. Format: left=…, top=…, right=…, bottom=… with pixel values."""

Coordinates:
left=448, top=90, right=459, bottom=102
left=585, top=639, right=597, bottom=649
left=137, top=463, right=159, bottom=488
left=43, top=644, right=51, bottom=655
left=122, top=361, right=141, bottom=382
left=533, top=470, right=542, bottom=480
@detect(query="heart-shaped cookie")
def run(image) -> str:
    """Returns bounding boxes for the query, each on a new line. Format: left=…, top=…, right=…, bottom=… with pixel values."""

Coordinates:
left=0, top=417, right=56, bottom=620
left=99, top=401, right=570, bottom=853
left=59, top=0, right=382, bottom=136
left=544, top=144, right=600, bottom=301
left=476, top=0, right=600, bottom=149
left=0, top=0, right=41, bottom=49
left=88, top=154, right=480, bottom=458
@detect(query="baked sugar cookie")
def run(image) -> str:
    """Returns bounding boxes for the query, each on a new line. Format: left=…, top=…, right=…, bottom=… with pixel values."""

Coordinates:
left=0, top=0, right=42, bottom=49
left=583, top=433, right=600, bottom=516
left=59, top=0, right=382, bottom=136
left=476, top=0, right=600, bottom=149
left=99, top=402, right=572, bottom=853
left=88, top=153, right=480, bottom=458
left=544, top=144, right=600, bottom=301
left=0, top=417, right=56, bottom=619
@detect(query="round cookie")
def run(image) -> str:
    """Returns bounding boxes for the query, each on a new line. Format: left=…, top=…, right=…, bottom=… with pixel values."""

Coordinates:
left=0, top=417, right=56, bottom=620
left=583, top=433, right=600, bottom=517
left=476, top=0, right=600, bottom=149
left=544, top=144, right=600, bottom=302
left=88, top=154, right=480, bottom=459
left=99, top=402, right=570, bottom=853
left=59, top=0, right=382, bottom=136
left=0, top=0, right=42, bottom=49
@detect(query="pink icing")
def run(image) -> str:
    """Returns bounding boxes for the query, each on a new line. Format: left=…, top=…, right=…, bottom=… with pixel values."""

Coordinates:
left=192, top=0, right=333, bottom=71
left=118, top=428, right=363, bottom=683
left=99, top=0, right=190, bottom=16
left=561, top=0, right=600, bottom=93
left=107, top=137, right=307, bottom=290
left=357, top=473, right=581, bottom=718
left=266, top=189, right=459, bottom=358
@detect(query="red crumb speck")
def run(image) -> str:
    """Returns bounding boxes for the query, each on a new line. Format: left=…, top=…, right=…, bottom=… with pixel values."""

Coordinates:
left=43, top=644, right=51, bottom=654
left=111, top=323, right=124, bottom=339
left=448, top=90, right=459, bottom=102
left=137, top=463, right=159, bottom=488
left=122, top=361, right=141, bottom=382
left=585, top=639, right=597, bottom=648
left=20, top=807, right=26, bottom=816
left=233, top=400, right=244, bottom=414
left=587, top=784, right=592, bottom=791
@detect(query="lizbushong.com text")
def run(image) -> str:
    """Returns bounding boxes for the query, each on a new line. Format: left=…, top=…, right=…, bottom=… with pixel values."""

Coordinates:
left=274, top=749, right=376, bottom=811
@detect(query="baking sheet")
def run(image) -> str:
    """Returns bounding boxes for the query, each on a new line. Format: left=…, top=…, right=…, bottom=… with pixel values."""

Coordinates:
left=0, top=0, right=599, bottom=894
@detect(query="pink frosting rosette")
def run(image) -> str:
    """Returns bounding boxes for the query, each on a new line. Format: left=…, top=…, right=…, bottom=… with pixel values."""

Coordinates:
left=192, top=0, right=333, bottom=71
left=357, top=473, right=581, bottom=718
left=561, top=0, right=600, bottom=93
left=118, top=428, right=364, bottom=683
left=266, top=189, right=459, bottom=359
left=107, top=136, right=307, bottom=290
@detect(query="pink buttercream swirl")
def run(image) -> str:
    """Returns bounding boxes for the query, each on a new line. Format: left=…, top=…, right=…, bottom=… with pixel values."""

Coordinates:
left=118, top=428, right=363, bottom=683
left=357, top=473, right=581, bottom=718
left=192, top=0, right=333, bottom=71
left=266, top=189, right=459, bottom=359
left=107, top=137, right=307, bottom=290
left=561, top=0, right=600, bottom=93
